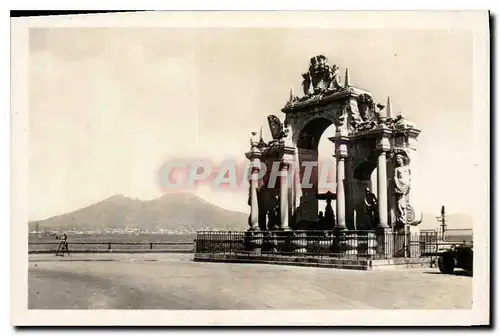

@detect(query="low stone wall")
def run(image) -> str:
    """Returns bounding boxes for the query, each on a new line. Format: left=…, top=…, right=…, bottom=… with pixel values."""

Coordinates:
left=193, top=253, right=432, bottom=271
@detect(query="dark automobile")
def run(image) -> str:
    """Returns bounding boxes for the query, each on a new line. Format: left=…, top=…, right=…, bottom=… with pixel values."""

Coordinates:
left=435, top=243, right=473, bottom=274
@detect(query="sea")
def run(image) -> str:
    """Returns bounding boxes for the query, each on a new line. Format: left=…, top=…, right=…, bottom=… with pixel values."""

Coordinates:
left=28, top=230, right=472, bottom=244
left=28, top=232, right=197, bottom=244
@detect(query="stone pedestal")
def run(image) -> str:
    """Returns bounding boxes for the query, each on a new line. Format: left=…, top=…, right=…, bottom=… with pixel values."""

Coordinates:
left=268, top=232, right=278, bottom=253
left=311, top=233, right=334, bottom=254
left=262, top=231, right=278, bottom=253
left=357, top=231, right=377, bottom=257
left=332, top=228, right=347, bottom=256
left=392, top=223, right=420, bottom=257
left=375, top=228, right=393, bottom=257
left=292, top=231, right=308, bottom=254
left=245, top=230, right=263, bottom=255
left=343, top=231, right=358, bottom=257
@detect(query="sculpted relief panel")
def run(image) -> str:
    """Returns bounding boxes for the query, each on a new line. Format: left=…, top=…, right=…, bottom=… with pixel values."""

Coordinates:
left=392, top=150, right=414, bottom=225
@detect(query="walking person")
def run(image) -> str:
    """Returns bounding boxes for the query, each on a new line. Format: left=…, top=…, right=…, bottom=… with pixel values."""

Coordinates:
left=55, top=233, right=70, bottom=256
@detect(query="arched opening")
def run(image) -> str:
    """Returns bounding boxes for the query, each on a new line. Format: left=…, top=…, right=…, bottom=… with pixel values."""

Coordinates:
left=295, top=117, right=336, bottom=229
left=350, top=151, right=379, bottom=230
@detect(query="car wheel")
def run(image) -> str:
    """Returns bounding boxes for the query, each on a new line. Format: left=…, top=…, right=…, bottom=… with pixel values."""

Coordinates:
left=438, top=253, right=455, bottom=274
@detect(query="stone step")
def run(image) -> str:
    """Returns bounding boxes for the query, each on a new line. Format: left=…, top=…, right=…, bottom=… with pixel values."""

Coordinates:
left=194, top=253, right=432, bottom=271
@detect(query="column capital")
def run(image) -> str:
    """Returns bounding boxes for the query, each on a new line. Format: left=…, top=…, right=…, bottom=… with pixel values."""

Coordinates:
left=280, top=148, right=295, bottom=161
left=335, top=148, right=348, bottom=159
left=250, top=165, right=260, bottom=174
left=328, top=135, right=350, bottom=145
left=335, top=142, right=349, bottom=159
left=376, top=148, right=390, bottom=155
left=280, top=152, right=295, bottom=167
left=328, top=135, right=349, bottom=159
left=245, top=147, right=262, bottom=161
left=279, top=162, right=292, bottom=172
left=376, top=135, right=391, bottom=152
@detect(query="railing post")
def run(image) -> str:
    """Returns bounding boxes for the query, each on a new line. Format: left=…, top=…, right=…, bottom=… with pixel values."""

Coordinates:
left=108, top=242, right=111, bottom=251
left=293, top=231, right=307, bottom=255
left=150, top=242, right=153, bottom=250
left=376, top=228, right=393, bottom=258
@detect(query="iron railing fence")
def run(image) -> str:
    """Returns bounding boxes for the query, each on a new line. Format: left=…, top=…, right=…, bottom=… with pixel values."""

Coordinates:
left=422, top=228, right=473, bottom=243
left=195, top=230, right=440, bottom=259
left=439, top=228, right=473, bottom=243
left=28, top=241, right=194, bottom=254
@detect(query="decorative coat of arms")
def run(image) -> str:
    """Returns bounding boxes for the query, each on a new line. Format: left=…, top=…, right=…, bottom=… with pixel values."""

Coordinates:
left=267, top=115, right=287, bottom=140
left=301, top=55, right=343, bottom=96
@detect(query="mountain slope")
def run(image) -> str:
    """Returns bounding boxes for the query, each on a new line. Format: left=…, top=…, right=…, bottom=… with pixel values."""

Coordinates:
left=29, top=192, right=249, bottom=231
left=29, top=192, right=473, bottom=232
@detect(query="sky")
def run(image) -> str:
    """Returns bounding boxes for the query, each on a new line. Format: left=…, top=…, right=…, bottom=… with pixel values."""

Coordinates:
left=28, top=27, right=476, bottom=221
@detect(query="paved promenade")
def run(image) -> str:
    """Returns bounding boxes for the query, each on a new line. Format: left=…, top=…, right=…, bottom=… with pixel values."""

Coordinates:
left=29, top=253, right=472, bottom=310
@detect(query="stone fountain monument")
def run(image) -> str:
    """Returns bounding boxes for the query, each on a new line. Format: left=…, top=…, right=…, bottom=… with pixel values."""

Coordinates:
left=195, top=55, right=429, bottom=267
left=245, top=55, right=423, bottom=244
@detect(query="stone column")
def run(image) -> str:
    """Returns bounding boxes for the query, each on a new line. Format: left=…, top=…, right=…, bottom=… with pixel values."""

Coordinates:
left=377, top=150, right=389, bottom=229
left=249, top=164, right=260, bottom=231
left=280, top=162, right=290, bottom=230
left=245, top=143, right=262, bottom=231
left=334, top=137, right=348, bottom=230
left=336, top=156, right=346, bottom=229
left=375, top=128, right=393, bottom=257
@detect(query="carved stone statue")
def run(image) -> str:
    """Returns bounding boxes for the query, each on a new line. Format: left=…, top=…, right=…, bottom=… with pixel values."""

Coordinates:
left=357, top=94, right=378, bottom=122
left=267, top=115, right=287, bottom=140
left=250, top=131, right=260, bottom=148
left=310, top=55, right=331, bottom=92
left=281, top=123, right=292, bottom=145
left=364, top=187, right=379, bottom=228
left=328, top=64, right=343, bottom=90
left=324, top=200, right=336, bottom=229
left=301, top=55, right=342, bottom=95
left=317, top=211, right=326, bottom=231
left=393, top=152, right=411, bottom=224
left=257, top=191, right=267, bottom=231
left=302, top=73, right=312, bottom=96
left=267, top=194, right=280, bottom=230
left=315, top=191, right=336, bottom=230
left=394, top=113, right=417, bottom=130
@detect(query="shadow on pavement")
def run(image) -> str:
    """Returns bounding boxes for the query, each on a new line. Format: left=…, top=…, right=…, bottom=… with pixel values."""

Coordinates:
left=422, top=270, right=473, bottom=277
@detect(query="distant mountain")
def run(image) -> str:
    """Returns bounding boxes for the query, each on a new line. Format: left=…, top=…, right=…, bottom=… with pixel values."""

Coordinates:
left=29, top=192, right=474, bottom=233
left=421, top=212, right=474, bottom=231
left=29, top=192, right=249, bottom=232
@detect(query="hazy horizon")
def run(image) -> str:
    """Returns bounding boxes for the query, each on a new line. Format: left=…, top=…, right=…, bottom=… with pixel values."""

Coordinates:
left=30, top=190, right=474, bottom=223
left=29, top=27, right=476, bottom=221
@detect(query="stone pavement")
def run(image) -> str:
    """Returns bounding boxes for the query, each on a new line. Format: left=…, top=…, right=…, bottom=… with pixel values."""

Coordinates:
left=29, top=253, right=186, bottom=263
left=29, top=253, right=472, bottom=310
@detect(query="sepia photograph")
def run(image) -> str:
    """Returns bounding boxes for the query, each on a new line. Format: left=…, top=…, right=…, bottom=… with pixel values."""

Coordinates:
left=10, top=10, right=490, bottom=326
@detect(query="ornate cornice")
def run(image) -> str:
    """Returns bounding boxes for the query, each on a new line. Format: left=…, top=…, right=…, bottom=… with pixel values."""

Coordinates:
left=282, top=85, right=372, bottom=114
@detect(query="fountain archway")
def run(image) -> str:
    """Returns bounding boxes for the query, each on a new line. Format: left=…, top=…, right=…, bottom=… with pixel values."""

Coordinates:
left=246, top=55, right=421, bottom=234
